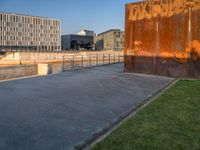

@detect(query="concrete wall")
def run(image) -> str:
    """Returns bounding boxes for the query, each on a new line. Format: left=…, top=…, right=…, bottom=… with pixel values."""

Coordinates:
left=0, top=50, right=123, bottom=65
left=0, top=65, right=37, bottom=80
left=0, top=50, right=124, bottom=80
left=0, top=63, right=69, bottom=80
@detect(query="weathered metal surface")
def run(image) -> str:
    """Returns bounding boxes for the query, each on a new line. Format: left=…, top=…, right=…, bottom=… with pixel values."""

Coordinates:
left=124, top=0, right=200, bottom=78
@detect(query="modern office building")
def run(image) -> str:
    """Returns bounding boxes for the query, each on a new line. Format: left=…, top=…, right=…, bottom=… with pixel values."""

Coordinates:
left=95, top=29, right=124, bottom=50
left=61, top=34, right=94, bottom=50
left=77, top=29, right=95, bottom=36
left=0, top=12, right=61, bottom=51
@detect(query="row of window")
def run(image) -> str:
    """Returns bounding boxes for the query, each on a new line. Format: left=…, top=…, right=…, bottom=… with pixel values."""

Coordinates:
left=0, top=25, right=60, bottom=34
left=0, top=13, right=60, bottom=26
left=115, top=34, right=124, bottom=38
left=0, top=22, right=60, bottom=30
left=0, top=40, right=60, bottom=46
left=0, top=45, right=61, bottom=51
left=0, top=31, right=60, bottom=39
left=116, top=41, right=124, bottom=45
left=0, top=35, right=60, bottom=42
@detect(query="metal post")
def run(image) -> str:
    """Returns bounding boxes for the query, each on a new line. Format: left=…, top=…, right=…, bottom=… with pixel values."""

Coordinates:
left=72, top=55, right=75, bottom=69
left=96, top=54, right=98, bottom=66
left=81, top=55, right=83, bottom=68
left=89, top=54, right=91, bottom=67
left=114, top=54, right=116, bottom=63
left=62, top=55, right=65, bottom=71
left=109, top=54, right=110, bottom=64
left=103, top=54, right=104, bottom=65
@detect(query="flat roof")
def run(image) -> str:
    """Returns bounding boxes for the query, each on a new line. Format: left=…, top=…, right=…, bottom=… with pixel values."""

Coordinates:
left=61, top=34, right=93, bottom=37
left=97, top=29, right=123, bottom=36
left=0, top=11, right=60, bottom=21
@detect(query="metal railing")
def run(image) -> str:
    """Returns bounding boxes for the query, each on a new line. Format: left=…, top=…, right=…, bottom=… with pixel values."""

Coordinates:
left=1, top=49, right=122, bottom=53
left=61, top=53, right=124, bottom=71
left=0, top=53, right=124, bottom=71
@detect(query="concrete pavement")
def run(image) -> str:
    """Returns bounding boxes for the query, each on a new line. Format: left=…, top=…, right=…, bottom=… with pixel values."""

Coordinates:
left=0, top=63, right=173, bottom=150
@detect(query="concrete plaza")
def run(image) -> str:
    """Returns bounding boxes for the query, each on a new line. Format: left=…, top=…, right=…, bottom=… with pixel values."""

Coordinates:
left=0, top=64, right=173, bottom=150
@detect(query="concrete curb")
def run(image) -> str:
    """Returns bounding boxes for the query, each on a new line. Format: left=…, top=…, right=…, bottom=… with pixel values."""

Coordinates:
left=0, top=75, right=39, bottom=83
left=74, top=78, right=178, bottom=150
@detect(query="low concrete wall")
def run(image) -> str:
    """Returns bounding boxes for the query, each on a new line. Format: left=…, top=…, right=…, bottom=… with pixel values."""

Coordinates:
left=52, top=63, right=64, bottom=74
left=37, top=63, right=65, bottom=75
left=0, top=51, right=124, bottom=80
left=38, top=64, right=52, bottom=75
left=0, top=65, right=37, bottom=80
left=0, top=50, right=124, bottom=65
left=0, top=63, right=65, bottom=80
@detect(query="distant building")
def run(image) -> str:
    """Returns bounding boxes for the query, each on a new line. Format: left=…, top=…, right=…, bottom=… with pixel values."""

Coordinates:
left=77, top=29, right=95, bottom=36
left=62, top=29, right=94, bottom=50
left=61, top=34, right=94, bottom=50
left=95, top=29, right=124, bottom=50
left=0, top=12, right=61, bottom=51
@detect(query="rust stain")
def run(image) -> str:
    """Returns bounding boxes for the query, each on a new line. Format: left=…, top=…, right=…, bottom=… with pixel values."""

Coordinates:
left=124, top=0, right=200, bottom=78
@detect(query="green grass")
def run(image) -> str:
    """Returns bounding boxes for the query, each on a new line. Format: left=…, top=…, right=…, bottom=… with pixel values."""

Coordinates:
left=91, top=80, right=200, bottom=150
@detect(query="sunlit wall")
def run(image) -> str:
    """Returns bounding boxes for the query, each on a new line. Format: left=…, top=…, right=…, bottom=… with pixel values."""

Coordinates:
left=124, top=0, right=200, bottom=78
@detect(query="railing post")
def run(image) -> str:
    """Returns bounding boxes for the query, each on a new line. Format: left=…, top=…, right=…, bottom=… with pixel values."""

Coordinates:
left=81, top=55, right=83, bottom=68
left=118, top=54, right=120, bottom=62
left=109, top=54, right=110, bottom=64
left=62, top=55, right=65, bottom=71
left=114, top=54, right=116, bottom=63
left=89, top=54, right=91, bottom=67
left=103, top=54, right=104, bottom=65
left=96, top=54, right=98, bottom=66
left=19, top=57, right=22, bottom=65
left=72, top=55, right=75, bottom=69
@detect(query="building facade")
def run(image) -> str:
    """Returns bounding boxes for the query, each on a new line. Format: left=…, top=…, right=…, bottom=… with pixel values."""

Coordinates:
left=95, top=29, right=124, bottom=50
left=124, top=0, right=200, bottom=78
left=61, top=34, right=94, bottom=50
left=0, top=12, right=61, bottom=51
left=77, top=29, right=95, bottom=36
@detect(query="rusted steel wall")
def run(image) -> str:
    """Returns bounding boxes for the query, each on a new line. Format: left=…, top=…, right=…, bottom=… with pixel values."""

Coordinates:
left=124, top=0, right=200, bottom=78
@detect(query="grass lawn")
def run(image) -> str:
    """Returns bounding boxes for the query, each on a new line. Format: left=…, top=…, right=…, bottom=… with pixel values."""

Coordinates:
left=91, top=80, right=200, bottom=150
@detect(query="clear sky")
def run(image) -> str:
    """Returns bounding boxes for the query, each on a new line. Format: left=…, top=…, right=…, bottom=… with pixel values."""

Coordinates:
left=0, top=0, right=141, bottom=35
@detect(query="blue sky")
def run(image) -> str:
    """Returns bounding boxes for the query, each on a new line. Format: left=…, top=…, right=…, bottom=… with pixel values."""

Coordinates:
left=0, top=0, right=141, bottom=35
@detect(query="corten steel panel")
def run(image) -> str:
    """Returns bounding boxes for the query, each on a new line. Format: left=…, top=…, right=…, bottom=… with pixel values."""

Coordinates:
left=124, top=0, right=200, bottom=78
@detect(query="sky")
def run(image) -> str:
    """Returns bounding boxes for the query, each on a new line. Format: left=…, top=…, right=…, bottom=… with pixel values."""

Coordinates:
left=0, top=0, right=141, bottom=35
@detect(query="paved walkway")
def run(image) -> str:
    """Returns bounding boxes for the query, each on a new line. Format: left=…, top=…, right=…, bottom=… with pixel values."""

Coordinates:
left=0, top=64, right=173, bottom=150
